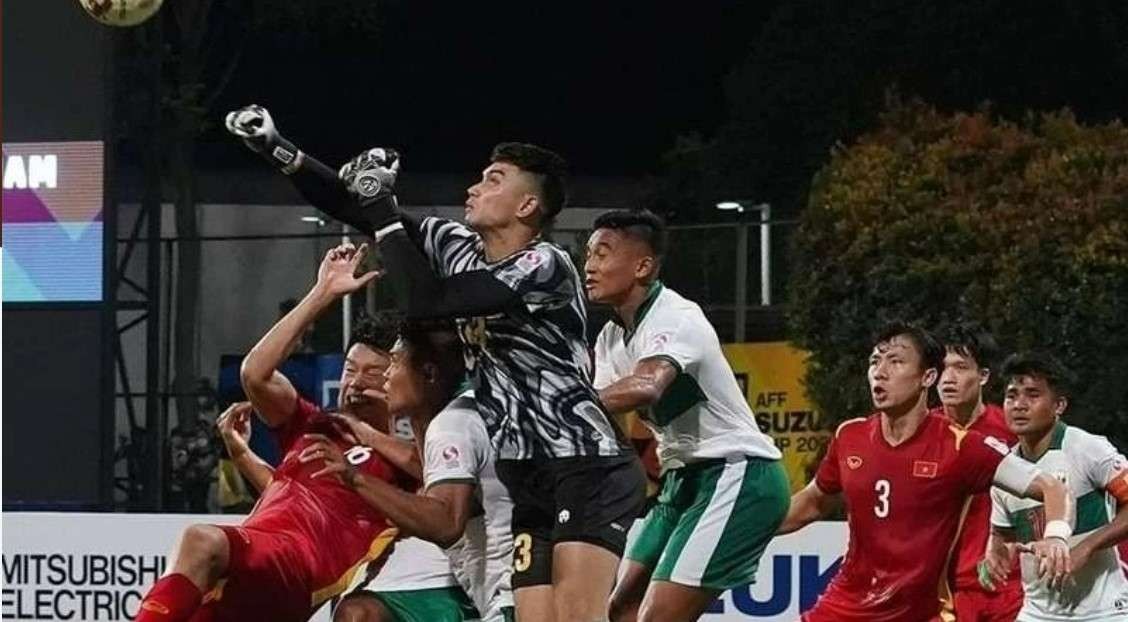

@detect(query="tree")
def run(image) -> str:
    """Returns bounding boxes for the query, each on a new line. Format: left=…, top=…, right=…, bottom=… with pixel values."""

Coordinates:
left=652, top=0, right=1128, bottom=224
left=788, top=98, right=1128, bottom=448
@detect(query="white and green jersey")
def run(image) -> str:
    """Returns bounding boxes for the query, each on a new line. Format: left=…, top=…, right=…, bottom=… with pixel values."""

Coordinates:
left=990, top=421, right=1128, bottom=621
left=424, top=392, right=514, bottom=621
left=593, top=283, right=780, bottom=472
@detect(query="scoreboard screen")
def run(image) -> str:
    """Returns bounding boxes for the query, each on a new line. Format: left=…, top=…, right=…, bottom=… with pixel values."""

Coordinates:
left=2, top=141, right=104, bottom=302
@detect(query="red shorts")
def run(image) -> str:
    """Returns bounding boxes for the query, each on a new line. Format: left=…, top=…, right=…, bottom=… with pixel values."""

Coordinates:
left=188, top=526, right=314, bottom=622
left=951, top=587, right=1023, bottom=622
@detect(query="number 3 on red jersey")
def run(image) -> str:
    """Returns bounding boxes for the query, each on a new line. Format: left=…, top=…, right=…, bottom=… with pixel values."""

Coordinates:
left=874, top=479, right=891, bottom=518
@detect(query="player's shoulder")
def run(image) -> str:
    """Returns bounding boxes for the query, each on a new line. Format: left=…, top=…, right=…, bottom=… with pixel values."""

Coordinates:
left=1061, top=423, right=1114, bottom=455
left=948, top=421, right=1013, bottom=457
left=511, top=241, right=574, bottom=275
left=833, top=415, right=872, bottom=439
left=644, top=287, right=711, bottom=333
left=434, top=392, right=488, bottom=439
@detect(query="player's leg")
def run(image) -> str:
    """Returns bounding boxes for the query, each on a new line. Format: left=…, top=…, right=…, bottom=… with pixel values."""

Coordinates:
left=336, top=587, right=479, bottom=622
left=608, top=561, right=650, bottom=622
left=638, top=458, right=790, bottom=622
left=551, top=455, right=648, bottom=621
left=637, top=582, right=719, bottom=622
left=514, top=585, right=555, bottom=622
left=497, top=459, right=558, bottom=622
left=333, top=592, right=396, bottom=622
left=609, top=494, right=681, bottom=622
left=552, top=542, right=620, bottom=620
left=136, top=524, right=231, bottom=622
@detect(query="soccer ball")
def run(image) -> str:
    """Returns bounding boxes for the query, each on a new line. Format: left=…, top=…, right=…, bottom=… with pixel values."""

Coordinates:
left=78, top=0, right=164, bottom=27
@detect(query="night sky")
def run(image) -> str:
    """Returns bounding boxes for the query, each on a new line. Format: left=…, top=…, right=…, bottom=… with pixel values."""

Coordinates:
left=204, top=1, right=783, bottom=177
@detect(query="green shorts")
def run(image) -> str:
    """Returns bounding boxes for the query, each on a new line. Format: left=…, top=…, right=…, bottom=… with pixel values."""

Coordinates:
left=626, top=457, right=790, bottom=590
left=369, top=586, right=481, bottom=622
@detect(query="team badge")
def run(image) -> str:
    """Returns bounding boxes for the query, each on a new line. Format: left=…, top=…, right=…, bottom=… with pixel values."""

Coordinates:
left=912, top=460, right=939, bottom=478
left=558, top=509, right=571, bottom=524
left=846, top=455, right=863, bottom=470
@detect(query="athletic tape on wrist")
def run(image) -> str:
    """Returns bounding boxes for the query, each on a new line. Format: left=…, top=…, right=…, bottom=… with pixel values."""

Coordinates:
left=1043, top=519, right=1073, bottom=541
left=375, top=221, right=404, bottom=242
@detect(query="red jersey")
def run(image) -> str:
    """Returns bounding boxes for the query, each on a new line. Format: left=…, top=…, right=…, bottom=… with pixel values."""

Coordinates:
left=931, top=404, right=1022, bottom=595
left=241, top=397, right=401, bottom=608
left=805, top=413, right=1010, bottom=622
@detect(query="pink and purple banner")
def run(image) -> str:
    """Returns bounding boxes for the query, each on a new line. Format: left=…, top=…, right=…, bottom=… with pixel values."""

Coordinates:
left=2, top=141, right=104, bottom=302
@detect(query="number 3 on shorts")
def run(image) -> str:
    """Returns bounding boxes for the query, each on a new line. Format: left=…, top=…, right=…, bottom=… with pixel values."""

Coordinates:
left=513, top=533, right=533, bottom=572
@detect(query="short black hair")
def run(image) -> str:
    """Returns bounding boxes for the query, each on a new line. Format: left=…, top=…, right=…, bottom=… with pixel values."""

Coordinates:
left=491, top=142, right=568, bottom=224
left=398, top=324, right=466, bottom=402
left=348, top=311, right=401, bottom=354
left=935, top=320, right=999, bottom=370
left=591, top=209, right=668, bottom=258
left=1001, top=352, right=1075, bottom=398
left=873, top=320, right=944, bottom=374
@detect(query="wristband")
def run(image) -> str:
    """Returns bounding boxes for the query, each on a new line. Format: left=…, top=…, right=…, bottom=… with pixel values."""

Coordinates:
left=1043, top=519, right=1073, bottom=541
left=375, top=221, right=404, bottom=242
left=268, top=136, right=301, bottom=172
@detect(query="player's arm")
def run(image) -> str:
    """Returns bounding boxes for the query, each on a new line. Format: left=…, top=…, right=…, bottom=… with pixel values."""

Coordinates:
left=242, top=244, right=380, bottom=426
left=1069, top=442, right=1128, bottom=570
left=598, top=357, right=679, bottom=414
left=331, top=412, right=423, bottom=481
left=352, top=478, right=475, bottom=547
left=301, top=433, right=474, bottom=547
left=989, top=452, right=1075, bottom=587
left=217, top=401, right=274, bottom=492
left=224, top=105, right=384, bottom=235
left=980, top=486, right=1020, bottom=591
left=777, top=480, right=841, bottom=535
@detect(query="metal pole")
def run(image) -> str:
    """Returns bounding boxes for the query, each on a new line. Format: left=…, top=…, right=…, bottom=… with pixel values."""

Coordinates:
left=734, top=223, right=748, bottom=342
left=760, top=204, right=772, bottom=306
left=342, top=226, right=352, bottom=352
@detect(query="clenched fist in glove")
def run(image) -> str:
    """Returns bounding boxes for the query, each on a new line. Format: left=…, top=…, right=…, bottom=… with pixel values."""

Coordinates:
left=225, top=104, right=304, bottom=174
left=338, top=148, right=401, bottom=208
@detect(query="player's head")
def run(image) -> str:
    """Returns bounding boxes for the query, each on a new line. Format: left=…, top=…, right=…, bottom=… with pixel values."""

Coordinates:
left=868, top=321, right=944, bottom=415
left=340, top=312, right=400, bottom=422
left=584, top=209, right=667, bottom=305
left=465, top=142, right=568, bottom=233
left=935, top=321, right=999, bottom=409
left=383, top=323, right=466, bottom=418
left=1000, top=352, right=1073, bottom=437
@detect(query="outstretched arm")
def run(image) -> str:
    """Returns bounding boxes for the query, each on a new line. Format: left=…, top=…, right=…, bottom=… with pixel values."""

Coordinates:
left=241, top=244, right=380, bottom=427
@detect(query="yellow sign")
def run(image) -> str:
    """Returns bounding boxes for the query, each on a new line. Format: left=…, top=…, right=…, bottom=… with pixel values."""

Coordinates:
left=722, top=342, right=828, bottom=493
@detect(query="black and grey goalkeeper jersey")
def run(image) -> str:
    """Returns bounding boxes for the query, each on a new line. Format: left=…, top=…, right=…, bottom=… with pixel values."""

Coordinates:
left=413, top=217, right=628, bottom=460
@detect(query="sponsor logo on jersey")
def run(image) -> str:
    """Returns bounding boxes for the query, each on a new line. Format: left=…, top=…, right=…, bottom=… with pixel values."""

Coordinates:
left=442, top=445, right=461, bottom=467
left=651, top=333, right=670, bottom=349
left=846, top=456, right=863, bottom=470
left=516, top=249, right=547, bottom=273
left=912, top=460, right=939, bottom=478
left=984, top=435, right=1011, bottom=456
left=354, top=170, right=383, bottom=197
left=141, top=601, right=171, bottom=614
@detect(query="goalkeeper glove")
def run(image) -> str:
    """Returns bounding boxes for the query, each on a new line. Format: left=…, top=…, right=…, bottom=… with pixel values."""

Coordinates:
left=224, top=104, right=304, bottom=174
left=339, top=148, right=402, bottom=231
